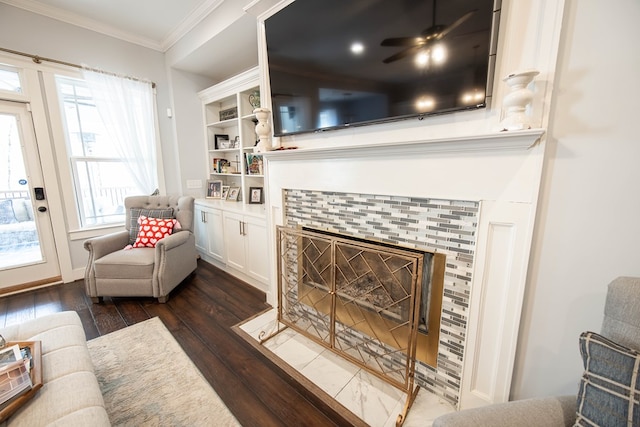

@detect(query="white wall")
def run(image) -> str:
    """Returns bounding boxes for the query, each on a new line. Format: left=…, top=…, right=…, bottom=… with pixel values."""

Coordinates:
left=166, top=67, right=215, bottom=200
left=0, top=5, right=180, bottom=194
left=512, top=0, right=640, bottom=399
left=0, top=4, right=181, bottom=272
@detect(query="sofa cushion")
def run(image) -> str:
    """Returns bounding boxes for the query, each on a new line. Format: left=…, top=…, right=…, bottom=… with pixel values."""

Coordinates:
left=127, top=207, right=173, bottom=244
left=94, top=247, right=155, bottom=279
left=0, top=311, right=110, bottom=427
left=575, top=331, right=640, bottom=426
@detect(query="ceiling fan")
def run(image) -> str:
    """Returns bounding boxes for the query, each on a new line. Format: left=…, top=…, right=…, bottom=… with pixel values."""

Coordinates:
left=380, top=1, right=477, bottom=64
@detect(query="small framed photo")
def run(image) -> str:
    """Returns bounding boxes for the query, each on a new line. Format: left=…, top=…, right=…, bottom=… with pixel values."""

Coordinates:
left=214, top=134, right=230, bottom=150
left=227, top=187, right=241, bottom=201
left=249, top=187, right=263, bottom=204
left=206, top=180, right=223, bottom=198
left=221, top=185, right=230, bottom=200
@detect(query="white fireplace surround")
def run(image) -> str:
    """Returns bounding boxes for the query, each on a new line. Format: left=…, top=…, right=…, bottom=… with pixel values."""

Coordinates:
left=263, top=128, right=546, bottom=409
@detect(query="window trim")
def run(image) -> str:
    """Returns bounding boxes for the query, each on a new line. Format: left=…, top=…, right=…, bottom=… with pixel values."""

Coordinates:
left=42, top=70, right=165, bottom=232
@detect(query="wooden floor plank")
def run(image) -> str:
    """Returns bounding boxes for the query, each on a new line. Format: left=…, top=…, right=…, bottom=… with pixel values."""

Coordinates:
left=0, top=262, right=355, bottom=426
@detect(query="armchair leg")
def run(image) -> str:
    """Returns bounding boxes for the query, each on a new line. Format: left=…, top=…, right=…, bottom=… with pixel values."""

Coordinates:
left=158, top=295, right=169, bottom=304
left=91, top=297, right=104, bottom=304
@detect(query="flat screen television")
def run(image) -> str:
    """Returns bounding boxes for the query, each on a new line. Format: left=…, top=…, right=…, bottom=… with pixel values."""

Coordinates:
left=265, top=0, right=500, bottom=137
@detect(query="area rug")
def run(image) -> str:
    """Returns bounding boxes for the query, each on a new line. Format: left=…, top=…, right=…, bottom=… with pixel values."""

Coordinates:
left=87, top=317, right=240, bottom=426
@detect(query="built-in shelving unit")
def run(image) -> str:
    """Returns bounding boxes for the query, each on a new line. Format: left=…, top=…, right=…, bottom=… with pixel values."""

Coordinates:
left=195, top=67, right=269, bottom=293
left=198, top=66, right=264, bottom=207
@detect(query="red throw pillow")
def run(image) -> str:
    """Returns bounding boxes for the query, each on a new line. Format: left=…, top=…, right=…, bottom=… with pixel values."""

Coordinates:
left=132, top=216, right=177, bottom=248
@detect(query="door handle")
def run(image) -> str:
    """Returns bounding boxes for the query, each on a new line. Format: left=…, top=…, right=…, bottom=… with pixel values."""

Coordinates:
left=38, top=206, right=47, bottom=212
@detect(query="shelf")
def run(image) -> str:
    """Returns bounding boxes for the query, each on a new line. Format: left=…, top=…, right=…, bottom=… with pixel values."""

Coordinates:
left=199, top=66, right=264, bottom=208
left=209, top=148, right=241, bottom=154
left=206, top=119, right=237, bottom=128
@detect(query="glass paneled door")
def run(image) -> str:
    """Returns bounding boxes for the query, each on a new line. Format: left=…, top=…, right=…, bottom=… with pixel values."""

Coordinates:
left=0, top=100, right=60, bottom=290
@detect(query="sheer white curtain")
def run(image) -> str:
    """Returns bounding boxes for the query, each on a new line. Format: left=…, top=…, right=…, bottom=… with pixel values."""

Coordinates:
left=81, top=69, right=159, bottom=194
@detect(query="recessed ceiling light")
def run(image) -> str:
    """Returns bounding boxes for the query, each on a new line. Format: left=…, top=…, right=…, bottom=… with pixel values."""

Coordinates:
left=350, top=42, right=364, bottom=54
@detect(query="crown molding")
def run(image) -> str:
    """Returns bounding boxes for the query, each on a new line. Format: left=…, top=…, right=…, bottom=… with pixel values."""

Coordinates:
left=161, top=0, right=224, bottom=51
left=1, top=0, right=224, bottom=52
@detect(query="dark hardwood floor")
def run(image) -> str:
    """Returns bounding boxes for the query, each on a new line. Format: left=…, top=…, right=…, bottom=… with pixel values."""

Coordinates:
left=0, top=260, right=355, bottom=427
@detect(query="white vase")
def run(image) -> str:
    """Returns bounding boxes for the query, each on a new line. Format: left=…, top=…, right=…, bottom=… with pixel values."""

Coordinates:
left=253, top=108, right=272, bottom=153
left=500, top=70, right=539, bottom=131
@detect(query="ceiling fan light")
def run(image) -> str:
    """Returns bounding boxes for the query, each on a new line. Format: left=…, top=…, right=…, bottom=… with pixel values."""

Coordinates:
left=415, top=51, right=429, bottom=67
left=432, top=44, right=446, bottom=64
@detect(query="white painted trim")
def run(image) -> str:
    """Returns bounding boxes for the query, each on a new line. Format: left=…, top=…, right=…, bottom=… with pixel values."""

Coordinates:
left=0, top=0, right=225, bottom=52
left=0, top=0, right=164, bottom=51
left=197, top=66, right=260, bottom=103
left=461, top=201, right=533, bottom=408
left=264, top=129, right=545, bottom=161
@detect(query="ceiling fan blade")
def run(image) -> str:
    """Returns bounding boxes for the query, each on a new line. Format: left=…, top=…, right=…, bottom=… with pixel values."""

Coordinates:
left=383, top=45, right=422, bottom=64
left=380, top=37, right=423, bottom=47
left=439, top=9, right=477, bottom=39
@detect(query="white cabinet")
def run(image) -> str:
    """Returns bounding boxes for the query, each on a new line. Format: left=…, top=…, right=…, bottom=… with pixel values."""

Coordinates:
left=195, top=199, right=269, bottom=290
left=198, top=67, right=265, bottom=204
left=194, top=203, right=225, bottom=263
left=223, top=211, right=269, bottom=285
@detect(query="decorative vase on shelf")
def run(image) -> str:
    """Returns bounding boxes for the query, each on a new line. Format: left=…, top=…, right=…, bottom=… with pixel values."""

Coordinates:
left=254, top=108, right=272, bottom=153
left=500, top=69, right=539, bottom=131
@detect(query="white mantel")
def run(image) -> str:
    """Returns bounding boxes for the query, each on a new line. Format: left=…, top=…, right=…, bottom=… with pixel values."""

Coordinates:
left=263, top=128, right=546, bottom=409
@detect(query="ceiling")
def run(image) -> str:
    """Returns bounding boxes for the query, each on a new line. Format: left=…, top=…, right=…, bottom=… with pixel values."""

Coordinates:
left=1, top=0, right=259, bottom=80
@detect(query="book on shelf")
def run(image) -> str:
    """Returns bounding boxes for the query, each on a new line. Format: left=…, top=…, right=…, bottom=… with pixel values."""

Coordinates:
left=212, top=158, right=231, bottom=173
left=0, top=345, right=32, bottom=410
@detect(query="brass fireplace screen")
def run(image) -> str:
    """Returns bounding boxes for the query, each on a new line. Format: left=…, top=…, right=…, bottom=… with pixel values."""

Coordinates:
left=268, top=226, right=444, bottom=424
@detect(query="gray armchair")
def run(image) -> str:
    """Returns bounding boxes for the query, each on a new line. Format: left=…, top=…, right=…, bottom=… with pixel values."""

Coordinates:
left=433, top=276, right=640, bottom=427
left=84, top=195, right=197, bottom=303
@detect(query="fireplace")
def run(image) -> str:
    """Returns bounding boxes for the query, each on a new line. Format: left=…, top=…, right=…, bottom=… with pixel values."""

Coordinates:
left=275, top=224, right=446, bottom=383
left=263, top=129, right=546, bottom=410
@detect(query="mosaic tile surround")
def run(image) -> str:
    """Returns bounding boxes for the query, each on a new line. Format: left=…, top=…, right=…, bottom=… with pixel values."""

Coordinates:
left=284, top=189, right=479, bottom=406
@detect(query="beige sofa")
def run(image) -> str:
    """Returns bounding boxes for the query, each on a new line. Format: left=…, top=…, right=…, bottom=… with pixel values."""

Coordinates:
left=0, top=311, right=110, bottom=426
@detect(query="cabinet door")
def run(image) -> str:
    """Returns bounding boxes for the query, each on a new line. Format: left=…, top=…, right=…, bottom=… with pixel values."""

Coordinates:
left=244, top=216, right=269, bottom=284
left=206, top=208, right=225, bottom=262
left=223, top=212, right=246, bottom=272
left=194, top=205, right=208, bottom=253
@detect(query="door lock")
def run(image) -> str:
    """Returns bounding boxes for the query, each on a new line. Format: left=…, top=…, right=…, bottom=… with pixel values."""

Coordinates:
left=34, top=187, right=45, bottom=200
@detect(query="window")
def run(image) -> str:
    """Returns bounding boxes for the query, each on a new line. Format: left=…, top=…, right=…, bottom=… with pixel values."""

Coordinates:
left=0, top=65, right=22, bottom=93
left=55, top=76, right=157, bottom=227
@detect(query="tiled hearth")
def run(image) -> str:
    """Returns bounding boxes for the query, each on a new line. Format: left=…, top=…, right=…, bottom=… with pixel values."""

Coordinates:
left=238, top=309, right=456, bottom=426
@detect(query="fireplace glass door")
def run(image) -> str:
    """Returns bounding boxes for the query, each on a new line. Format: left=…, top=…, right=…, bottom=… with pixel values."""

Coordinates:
left=276, top=226, right=424, bottom=391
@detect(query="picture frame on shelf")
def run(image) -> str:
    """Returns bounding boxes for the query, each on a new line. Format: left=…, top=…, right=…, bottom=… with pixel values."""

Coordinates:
left=227, top=187, right=241, bottom=201
left=206, top=180, right=223, bottom=198
left=245, top=153, right=264, bottom=175
left=219, top=107, right=238, bottom=121
left=214, top=134, right=230, bottom=150
left=221, top=185, right=230, bottom=200
left=249, top=187, right=263, bottom=204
